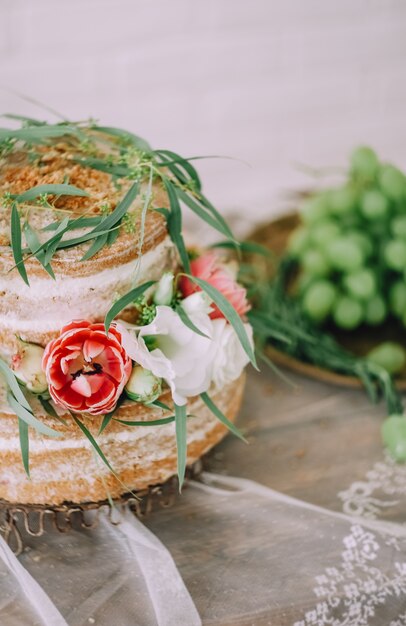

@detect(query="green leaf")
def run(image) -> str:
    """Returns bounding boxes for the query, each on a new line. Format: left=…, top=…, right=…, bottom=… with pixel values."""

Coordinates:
left=37, top=396, right=59, bottom=418
left=23, top=222, right=55, bottom=279
left=7, top=392, right=62, bottom=438
left=2, top=113, right=45, bottom=126
left=73, top=413, right=142, bottom=500
left=107, top=225, right=121, bottom=247
left=174, top=403, right=188, bottom=492
left=196, top=190, right=237, bottom=241
left=0, top=125, right=81, bottom=142
left=91, top=180, right=140, bottom=235
left=247, top=311, right=292, bottom=346
left=74, top=157, right=131, bottom=178
left=42, top=216, right=70, bottom=265
left=147, top=399, right=172, bottom=411
left=156, top=149, right=201, bottom=191
left=104, top=280, right=155, bottom=331
left=211, top=240, right=271, bottom=257
left=0, top=357, right=31, bottom=411
left=15, top=216, right=70, bottom=271
left=114, top=415, right=176, bottom=426
left=176, top=187, right=236, bottom=243
left=200, top=392, right=247, bottom=442
left=163, top=178, right=191, bottom=273
left=10, top=203, right=29, bottom=285
left=37, top=395, right=68, bottom=426
left=176, top=304, right=210, bottom=338
left=92, top=126, right=152, bottom=153
left=43, top=216, right=102, bottom=231
left=131, top=166, right=153, bottom=282
left=81, top=231, right=109, bottom=261
left=153, top=207, right=170, bottom=219
left=18, top=418, right=30, bottom=478
left=72, top=414, right=116, bottom=474
left=15, top=183, right=89, bottom=203
left=187, top=275, right=257, bottom=369
left=53, top=226, right=118, bottom=253
left=99, top=412, right=114, bottom=435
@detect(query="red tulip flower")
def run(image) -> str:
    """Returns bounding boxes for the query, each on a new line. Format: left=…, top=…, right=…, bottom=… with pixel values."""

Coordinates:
left=42, top=320, right=132, bottom=416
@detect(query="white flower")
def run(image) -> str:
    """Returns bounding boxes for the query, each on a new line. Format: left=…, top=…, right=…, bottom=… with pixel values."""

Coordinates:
left=119, top=294, right=216, bottom=405
left=210, top=319, right=253, bottom=389
left=153, top=272, right=174, bottom=306
left=181, top=290, right=213, bottom=317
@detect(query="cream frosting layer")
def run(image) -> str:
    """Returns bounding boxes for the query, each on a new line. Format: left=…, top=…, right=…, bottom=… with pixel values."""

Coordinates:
left=0, top=236, right=176, bottom=339
left=0, top=376, right=245, bottom=504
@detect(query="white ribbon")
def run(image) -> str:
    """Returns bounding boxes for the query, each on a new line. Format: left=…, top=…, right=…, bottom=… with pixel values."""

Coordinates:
left=0, top=534, right=68, bottom=626
left=116, top=509, right=202, bottom=626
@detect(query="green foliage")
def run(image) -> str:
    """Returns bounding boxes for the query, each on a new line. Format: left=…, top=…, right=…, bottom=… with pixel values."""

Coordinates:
left=174, top=403, right=187, bottom=491
left=104, top=281, right=155, bottom=331
left=201, top=392, right=247, bottom=442
left=3, top=117, right=238, bottom=290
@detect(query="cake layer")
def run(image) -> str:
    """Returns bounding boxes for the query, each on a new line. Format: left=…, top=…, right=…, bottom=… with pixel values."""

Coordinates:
left=0, top=229, right=177, bottom=351
left=0, top=374, right=245, bottom=505
left=0, top=144, right=176, bottom=350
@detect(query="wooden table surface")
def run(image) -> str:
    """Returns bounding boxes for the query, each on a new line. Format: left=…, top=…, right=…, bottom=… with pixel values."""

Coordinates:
left=142, top=365, right=406, bottom=625
left=13, top=364, right=406, bottom=626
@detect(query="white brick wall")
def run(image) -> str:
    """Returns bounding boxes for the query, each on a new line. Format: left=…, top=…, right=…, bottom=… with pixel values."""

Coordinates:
left=1, top=0, right=406, bottom=235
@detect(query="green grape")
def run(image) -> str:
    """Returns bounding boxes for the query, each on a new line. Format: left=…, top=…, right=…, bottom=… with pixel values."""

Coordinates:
left=360, top=189, right=389, bottom=219
left=350, top=146, right=379, bottom=179
left=382, top=415, right=406, bottom=462
left=288, top=226, right=310, bottom=258
left=389, top=280, right=406, bottom=316
left=384, top=239, right=406, bottom=271
left=300, top=195, right=328, bottom=224
left=302, top=280, right=336, bottom=323
left=347, top=231, right=373, bottom=257
left=327, top=237, right=364, bottom=272
left=379, top=164, right=406, bottom=201
left=333, top=295, right=363, bottom=329
left=367, top=342, right=406, bottom=375
left=297, top=272, right=316, bottom=294
left=391, top=215, right=406, bottom=238
left=329, top=187, right=356, bottom=215
left=301, top=248, right=329, bottom=276
left=343, top=268, right=376, bottom=301
left=310, top=220, right=341, bottom=247
left=365, top=295, right=386, bottom=325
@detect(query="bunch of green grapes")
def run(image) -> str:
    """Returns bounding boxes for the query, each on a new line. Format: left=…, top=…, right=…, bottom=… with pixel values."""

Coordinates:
left=288, top=146, right=406, bottom=338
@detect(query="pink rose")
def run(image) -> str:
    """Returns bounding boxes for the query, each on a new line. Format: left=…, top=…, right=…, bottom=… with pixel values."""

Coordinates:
left=179, top=252, right=250, bottom=320
left=42, top=320, right=132, bottom=416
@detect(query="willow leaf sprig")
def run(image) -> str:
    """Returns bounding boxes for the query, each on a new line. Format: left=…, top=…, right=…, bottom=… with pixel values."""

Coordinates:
left=13, top=183, right=90, bottom=204
left=2, top=118, right=238, bottom=286
left=0, top=357, right=62, bottom=475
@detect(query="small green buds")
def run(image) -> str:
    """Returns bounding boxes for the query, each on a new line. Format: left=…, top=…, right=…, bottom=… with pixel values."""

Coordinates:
left=125, top=365, right=162, bottom=404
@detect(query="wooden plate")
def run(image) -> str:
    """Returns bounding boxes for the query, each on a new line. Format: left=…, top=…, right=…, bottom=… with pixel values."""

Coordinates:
left=249, top=213, right=406, bottom=390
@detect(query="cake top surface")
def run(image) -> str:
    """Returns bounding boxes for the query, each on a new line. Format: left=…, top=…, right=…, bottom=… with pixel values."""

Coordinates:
left=0, top=120, right=172, bottom=274
left=0, top=116, right=237, bottom=283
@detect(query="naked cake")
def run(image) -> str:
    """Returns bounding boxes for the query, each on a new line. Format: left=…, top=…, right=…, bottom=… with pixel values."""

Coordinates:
left=0, top=119, right=254, bottom=505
